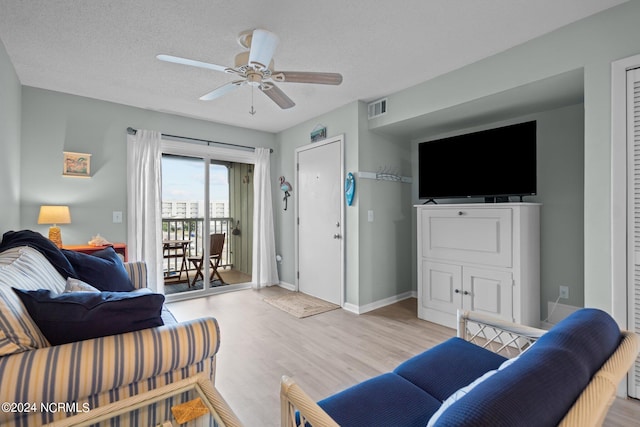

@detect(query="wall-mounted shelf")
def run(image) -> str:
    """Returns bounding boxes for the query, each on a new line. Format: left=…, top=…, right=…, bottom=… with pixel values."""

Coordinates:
left=358, top=171, right=412, bottom=183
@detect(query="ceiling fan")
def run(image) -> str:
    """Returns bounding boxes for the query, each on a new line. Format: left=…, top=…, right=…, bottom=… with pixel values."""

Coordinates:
left=157, top=28, right=343, bottom=111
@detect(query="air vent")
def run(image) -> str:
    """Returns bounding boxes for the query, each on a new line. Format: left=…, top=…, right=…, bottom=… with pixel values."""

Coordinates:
left=368, top=98, right=387, bottom=119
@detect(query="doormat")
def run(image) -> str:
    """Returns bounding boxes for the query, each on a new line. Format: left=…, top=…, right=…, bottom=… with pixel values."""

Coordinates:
left=263, top=292, right=340, bottom=318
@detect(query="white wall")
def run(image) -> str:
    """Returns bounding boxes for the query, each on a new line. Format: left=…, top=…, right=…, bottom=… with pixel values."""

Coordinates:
left=19, top=87, right=276, bottom=246
left=0, top=37, right=21, bottom=233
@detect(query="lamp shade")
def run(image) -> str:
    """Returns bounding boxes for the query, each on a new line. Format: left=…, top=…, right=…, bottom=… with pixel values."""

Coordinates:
left=38, top=205, right=71, bottom=225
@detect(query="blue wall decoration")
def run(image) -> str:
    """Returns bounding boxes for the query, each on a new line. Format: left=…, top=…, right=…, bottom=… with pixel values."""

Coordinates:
left=345, top=172, right=355, bottom=206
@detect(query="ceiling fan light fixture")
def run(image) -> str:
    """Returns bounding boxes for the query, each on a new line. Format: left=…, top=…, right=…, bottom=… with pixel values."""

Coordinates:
left=248, top=29, right=279, bottom=71
left=246, top=72, right=262, bottom=87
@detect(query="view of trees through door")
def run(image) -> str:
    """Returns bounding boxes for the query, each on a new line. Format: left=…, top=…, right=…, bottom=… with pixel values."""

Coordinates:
left=161, top=154, right=253, bottom=295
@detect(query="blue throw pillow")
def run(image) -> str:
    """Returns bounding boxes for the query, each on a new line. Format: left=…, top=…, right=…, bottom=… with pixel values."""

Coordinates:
left=62, top=247, right=134, bottom=291
left=13, top=288, right=165, bottom=345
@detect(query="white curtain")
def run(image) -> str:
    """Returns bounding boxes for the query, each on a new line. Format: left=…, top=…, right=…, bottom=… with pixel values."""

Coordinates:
left=126, top=130, right=164, bottom=293
left=252, top=147, right=279, bottom=288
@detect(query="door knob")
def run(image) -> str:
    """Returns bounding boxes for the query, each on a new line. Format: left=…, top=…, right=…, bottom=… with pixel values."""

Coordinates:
left=333, top=233, right=341, bottom=239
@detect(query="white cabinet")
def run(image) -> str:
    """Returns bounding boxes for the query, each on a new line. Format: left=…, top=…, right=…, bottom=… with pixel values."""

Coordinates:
left=416, top=204, right=540, bottom=329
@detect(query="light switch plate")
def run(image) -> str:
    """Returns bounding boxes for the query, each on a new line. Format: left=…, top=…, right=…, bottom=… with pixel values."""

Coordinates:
left=113, top=211, right=123, bottom=223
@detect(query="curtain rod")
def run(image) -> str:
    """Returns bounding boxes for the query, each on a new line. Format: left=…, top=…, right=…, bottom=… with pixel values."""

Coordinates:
left=126, top=127, right=273, bottom=153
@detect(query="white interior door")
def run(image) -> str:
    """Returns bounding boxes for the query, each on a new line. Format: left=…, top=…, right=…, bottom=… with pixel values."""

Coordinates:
left=626, top=67, right=640, bottom=398
left=296, top=135, right=344, bottom=305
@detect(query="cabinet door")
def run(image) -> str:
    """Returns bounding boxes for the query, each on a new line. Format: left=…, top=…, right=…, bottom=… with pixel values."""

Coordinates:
left=419, top=261, right=462, bottom=328
left=462, top=267, right=513, bottom=322
left=420, top=208, right=512, bottom=267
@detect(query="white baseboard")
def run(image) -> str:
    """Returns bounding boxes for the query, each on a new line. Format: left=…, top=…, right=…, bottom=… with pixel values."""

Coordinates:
left=343, top=291, right=417, bottom=315
left=275, top=285, right=416, bottom=315
left=342, top=302, right=359, bottom=314
left=278, top=281, right=296, bottom=291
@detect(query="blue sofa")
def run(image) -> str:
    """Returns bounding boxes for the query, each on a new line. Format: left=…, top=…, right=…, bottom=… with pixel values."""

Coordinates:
left=281, top=308, right=640, bottom=427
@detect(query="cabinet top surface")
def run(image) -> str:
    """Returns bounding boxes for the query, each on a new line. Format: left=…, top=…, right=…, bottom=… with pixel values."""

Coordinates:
left=414, top=202, right=541, bottom=209
left=63, top=243, right=126, bottom=250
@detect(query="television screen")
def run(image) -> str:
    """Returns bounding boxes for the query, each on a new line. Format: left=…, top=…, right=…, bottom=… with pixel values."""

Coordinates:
left=418, top=121, right=537, bottom=201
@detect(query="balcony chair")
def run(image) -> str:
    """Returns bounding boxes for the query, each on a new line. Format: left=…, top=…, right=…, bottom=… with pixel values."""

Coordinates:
left=188, top=233, right=226, bottom=287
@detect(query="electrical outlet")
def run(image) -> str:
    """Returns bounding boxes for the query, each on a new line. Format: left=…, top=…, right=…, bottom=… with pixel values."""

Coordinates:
left=559, top=285, right=569, bottom=299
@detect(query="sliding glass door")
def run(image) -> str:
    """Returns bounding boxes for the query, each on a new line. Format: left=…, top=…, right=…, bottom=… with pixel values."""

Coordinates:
left=160, top=149, right=253, bottom=297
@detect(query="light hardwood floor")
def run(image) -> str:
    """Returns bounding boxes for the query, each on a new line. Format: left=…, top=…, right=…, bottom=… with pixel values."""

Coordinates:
left=167, top=287, right=640, bottom=427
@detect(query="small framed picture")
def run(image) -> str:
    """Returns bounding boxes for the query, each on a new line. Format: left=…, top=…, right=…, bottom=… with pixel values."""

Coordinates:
left=63, top=152, right=91, bottom=177
left=310, top=126, right=327, bottom=143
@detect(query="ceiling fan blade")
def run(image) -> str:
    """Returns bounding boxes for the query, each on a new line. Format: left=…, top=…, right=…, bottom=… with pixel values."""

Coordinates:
left=272, top=71, right=343, bottom=85
left=199, top=81, right=244, bottom=101
left=157, top=54, right=229, bottom=73
left=248, top=29, right=279, bottom=70
left=261, top=83, right=295, bottom=109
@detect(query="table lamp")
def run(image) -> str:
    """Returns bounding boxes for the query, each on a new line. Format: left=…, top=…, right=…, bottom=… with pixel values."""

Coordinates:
left=38, top=205, right=71, bottom=248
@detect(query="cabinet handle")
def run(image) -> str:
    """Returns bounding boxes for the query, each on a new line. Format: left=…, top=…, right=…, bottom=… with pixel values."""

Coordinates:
left=454, top=289, right=460, bottom=294
left=458, top=211, right=464, bottom=216
left=463, top=291, right=470, bottom=295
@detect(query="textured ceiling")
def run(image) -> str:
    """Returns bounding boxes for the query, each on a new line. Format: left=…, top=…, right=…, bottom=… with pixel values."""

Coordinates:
left=0, top=0, right=627, bottom=133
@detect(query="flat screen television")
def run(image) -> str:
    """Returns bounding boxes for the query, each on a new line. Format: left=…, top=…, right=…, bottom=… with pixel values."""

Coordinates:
left=418, top=121, right=537, bottom=202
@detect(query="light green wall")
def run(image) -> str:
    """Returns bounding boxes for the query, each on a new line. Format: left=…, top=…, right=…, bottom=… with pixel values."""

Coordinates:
left=20, top=87, right=276, bottom=246
left=7, top=1, right=639, bottom=315
left=0, top=37, right=21, bottom=233
left=410, top=104, right=584, bottom=320
left=275, top=101, right=412, bottom=308
left=372, top=1, right=640, bottom=314
left=275, top=102, right=361, bottom=303
left=535, top=105, right=585, bottom=317
left=357, top=103, right=413, bottom=306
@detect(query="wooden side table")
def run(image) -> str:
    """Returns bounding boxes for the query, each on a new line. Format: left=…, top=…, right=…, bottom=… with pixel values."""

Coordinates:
left=163, top=239, right=191, bottom=283
left=62, top=243, right=128, bottom=262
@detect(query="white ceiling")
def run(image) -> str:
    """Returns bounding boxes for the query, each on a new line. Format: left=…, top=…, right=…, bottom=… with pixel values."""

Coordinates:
left=0, top=0, right=626, bottom=134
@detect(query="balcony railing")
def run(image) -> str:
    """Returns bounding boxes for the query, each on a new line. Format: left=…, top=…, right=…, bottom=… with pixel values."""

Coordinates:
left=162, top=217, right=233, bottom=274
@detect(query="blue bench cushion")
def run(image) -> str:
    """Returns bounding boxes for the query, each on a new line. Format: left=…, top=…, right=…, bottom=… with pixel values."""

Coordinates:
left=394, top=337, right=507, bottom=401
left=316, top=373, right=441, bottom=427
left=433, top=308, right=622, bottom=427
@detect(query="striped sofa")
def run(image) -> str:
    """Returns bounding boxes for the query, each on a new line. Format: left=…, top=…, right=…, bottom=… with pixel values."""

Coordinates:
left=0, top=246, right=221, bottom=427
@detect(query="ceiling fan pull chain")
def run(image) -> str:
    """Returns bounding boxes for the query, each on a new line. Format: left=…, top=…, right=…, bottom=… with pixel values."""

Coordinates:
left=249, top=84, right=256, bottom=116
